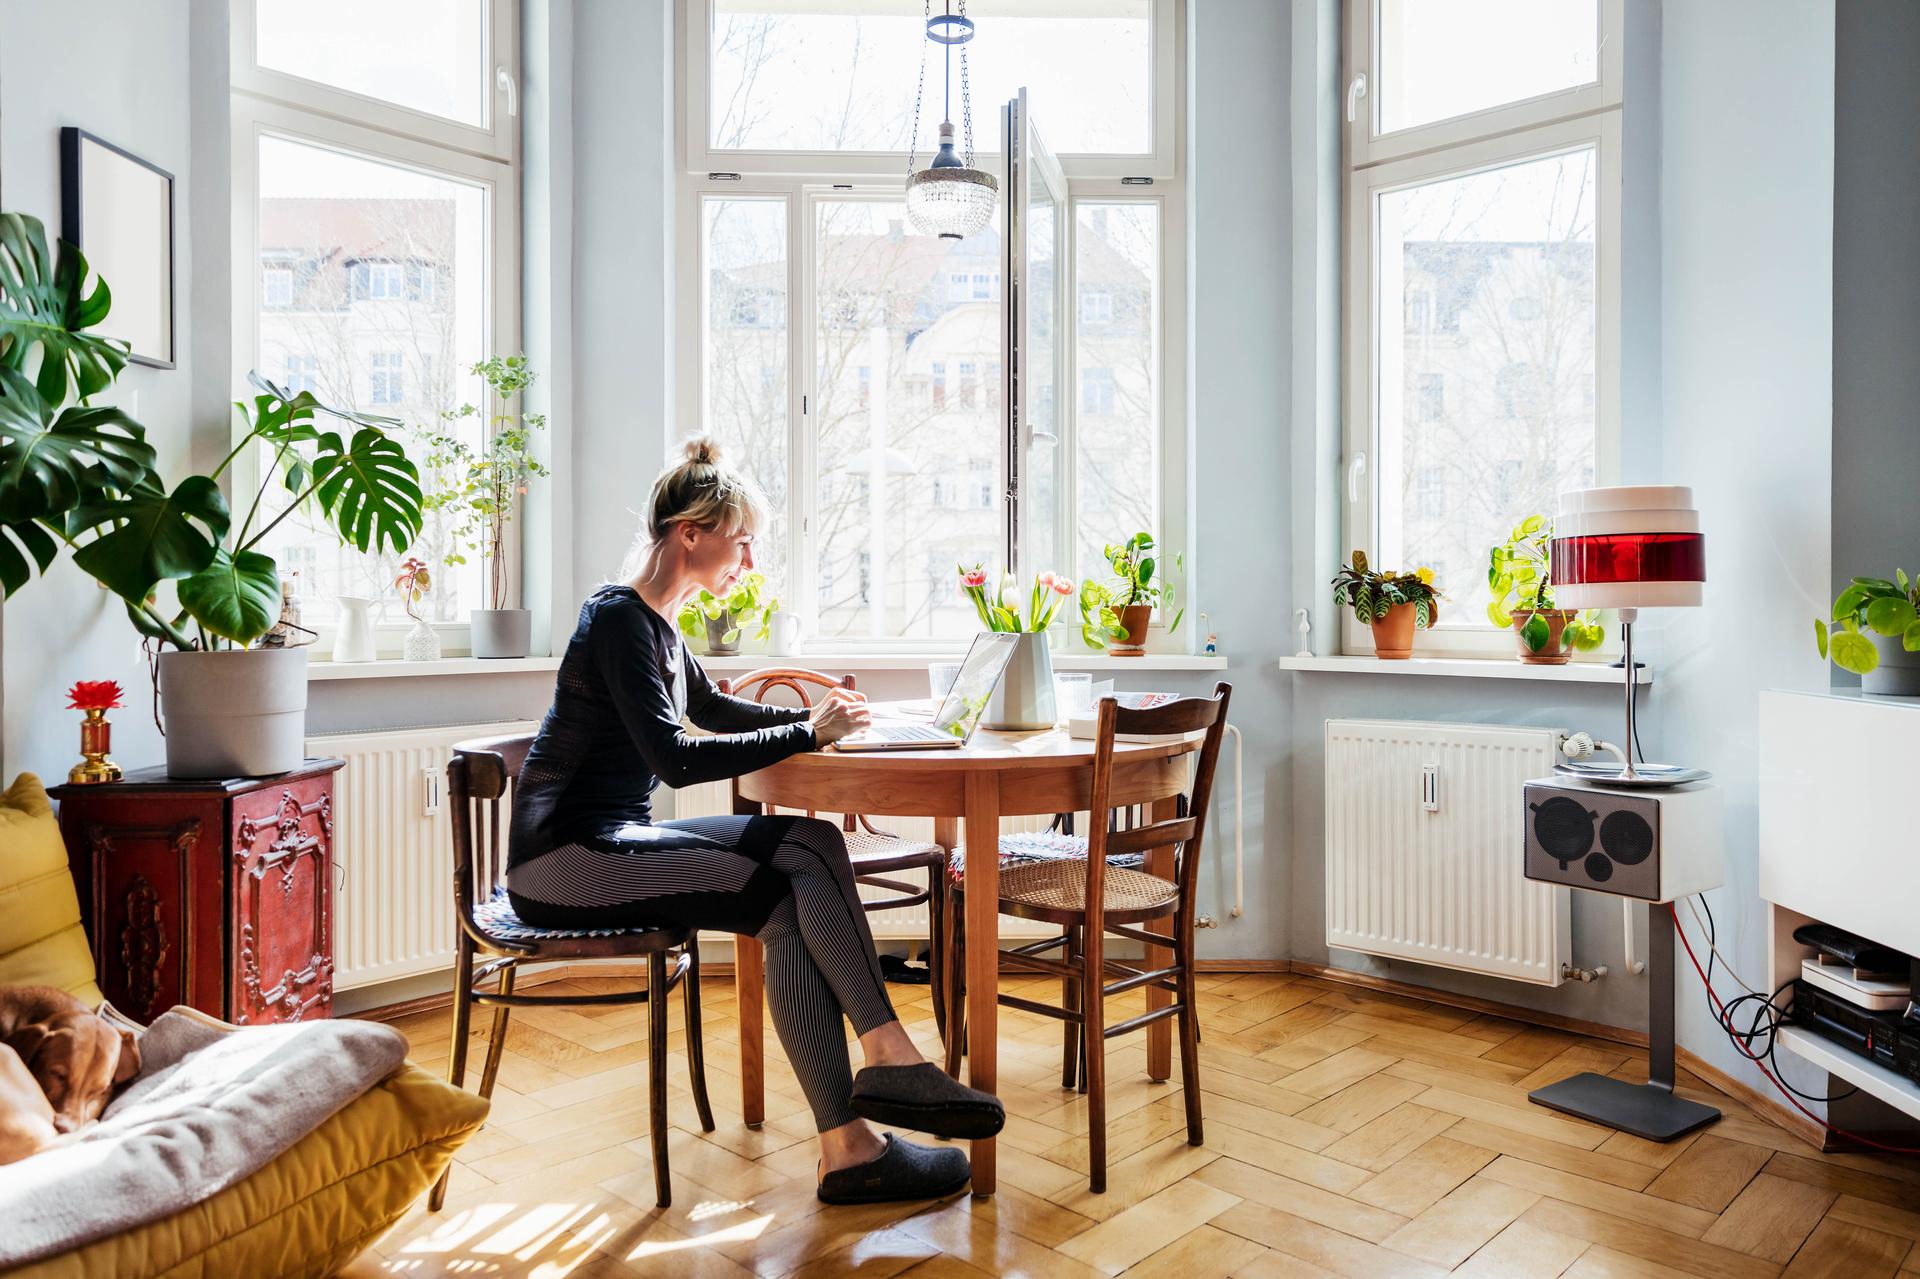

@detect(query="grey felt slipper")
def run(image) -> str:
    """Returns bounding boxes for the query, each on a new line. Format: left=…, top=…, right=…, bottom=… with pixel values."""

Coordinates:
left=850, top=1063, right=1007, bottom=1140
left=817, top=1134, right=972, bottom=1205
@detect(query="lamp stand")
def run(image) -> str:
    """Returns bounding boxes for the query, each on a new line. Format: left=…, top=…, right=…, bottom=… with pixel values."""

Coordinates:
left=1529, top=902, right=1720, bottom=1141
left=1619, top=607, right=1639, bottom=781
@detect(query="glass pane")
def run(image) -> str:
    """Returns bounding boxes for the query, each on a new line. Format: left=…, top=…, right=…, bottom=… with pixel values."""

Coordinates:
left=255, top=0, right=490, bottom=128
left=1377, top=0, right=1598, bottom=135
left=1074, top=203, right=1159, bottom=586
left=703, top=198, right=790, bottom=593
left=254, top=134, right=489, bottom=628
left=813, top=200, right=1003, bottom=641
left=1023, top=188, right=1060, bottom=581
left=1375, top=146, right=1597, bottom=628
left=710, top=1, right=1151, bottom=154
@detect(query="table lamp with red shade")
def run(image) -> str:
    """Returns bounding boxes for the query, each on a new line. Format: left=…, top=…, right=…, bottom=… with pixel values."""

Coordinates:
left=1551, top=485, right=1710, bottom=786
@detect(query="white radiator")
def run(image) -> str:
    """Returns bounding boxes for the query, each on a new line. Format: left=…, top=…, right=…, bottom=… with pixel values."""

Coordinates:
left=664, top=780, right=1060, bottom=941
left=1325, top=719, right=1569, bottom=986
left=309, top=721, right=538, bottom=990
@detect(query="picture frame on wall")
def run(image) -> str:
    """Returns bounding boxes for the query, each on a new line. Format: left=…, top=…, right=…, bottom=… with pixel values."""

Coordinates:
left=60, top=127, right=175, bottom=369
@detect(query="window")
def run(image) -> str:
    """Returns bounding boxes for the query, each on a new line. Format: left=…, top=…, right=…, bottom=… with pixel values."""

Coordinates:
left=233, top=0, right=519, bottom=639
left=1080, top=290, right=1112, bottom=325
left=1344, top=0, right=1621, bottom=655
left=369, top=351, right=405, bottom=404
left=678, top=1, right=1185, bottom=648
left=1081, top=367, right=1116, bottom=416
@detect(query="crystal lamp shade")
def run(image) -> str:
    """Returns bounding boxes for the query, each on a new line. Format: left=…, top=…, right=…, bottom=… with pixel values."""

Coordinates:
left=906, top=126, right=997, bottom=240
left=1549, top=485, right=1706, bottom=610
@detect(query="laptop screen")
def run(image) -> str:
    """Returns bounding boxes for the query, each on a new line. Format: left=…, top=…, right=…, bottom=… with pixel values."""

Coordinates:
left=930, top=633, right=1021, bottom=739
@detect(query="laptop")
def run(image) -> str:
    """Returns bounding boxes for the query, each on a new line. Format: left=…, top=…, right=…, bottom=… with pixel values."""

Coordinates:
left=833, top=632, right=1020, bottom=751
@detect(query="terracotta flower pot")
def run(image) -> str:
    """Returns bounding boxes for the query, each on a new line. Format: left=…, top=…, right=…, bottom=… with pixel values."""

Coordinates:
left=1107, top=603, right=1153, bottom=656
left=1510, top=608, right=1579, bottom=665
left=1369, top=603, right=1419, bottom=659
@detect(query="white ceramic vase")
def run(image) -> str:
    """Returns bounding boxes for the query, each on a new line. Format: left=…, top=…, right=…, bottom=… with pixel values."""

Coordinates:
left=158, top=647, right=309, bottom=777
left=333, top=596, right=376, bottom=663
left=403, top=616, right=442, bottom=662
left=982, top=632, right=1058, bottom=731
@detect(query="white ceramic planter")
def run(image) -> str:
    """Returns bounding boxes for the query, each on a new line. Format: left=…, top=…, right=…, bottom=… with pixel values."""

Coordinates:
left=982, top=632, right=1057, bottom=731
left=471, top=608, right=532, bottom=658
left=403, top=617, right=442, bottom=662
left=158, top=647, right=309, bottom=778
left=1863, top=630, right=1920, bottom=697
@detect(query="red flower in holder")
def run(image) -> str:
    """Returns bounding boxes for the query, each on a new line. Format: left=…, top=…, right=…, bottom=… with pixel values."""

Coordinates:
left=66, top=680, right=126, bottom=712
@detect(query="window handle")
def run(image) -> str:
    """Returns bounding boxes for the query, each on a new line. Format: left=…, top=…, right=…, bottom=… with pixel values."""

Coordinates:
left=1345, top=72, right=1368, bottom=124
left=497, top=66, right=519, bottom=118
left=1347, top=451, right=1368, bottom=503
left=1029, top=431, right=1058, bottom=447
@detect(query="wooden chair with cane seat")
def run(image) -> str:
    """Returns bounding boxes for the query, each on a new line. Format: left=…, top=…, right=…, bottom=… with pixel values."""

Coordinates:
left=718, top=669, right=955, bottom=1042
left=428, top=734, right=715, bottom=1212
left=946, top=683, right=1232, bottom=1192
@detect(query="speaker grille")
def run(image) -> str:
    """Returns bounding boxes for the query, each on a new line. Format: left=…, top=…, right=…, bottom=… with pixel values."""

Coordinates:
left=1531, top=795, right=1595, bottom=867
left=1600, top=810, right=1654, bottom=865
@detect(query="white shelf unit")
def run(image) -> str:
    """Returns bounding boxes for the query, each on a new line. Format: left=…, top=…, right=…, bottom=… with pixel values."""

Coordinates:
left=1760, top=689, right=1920, bottom=1122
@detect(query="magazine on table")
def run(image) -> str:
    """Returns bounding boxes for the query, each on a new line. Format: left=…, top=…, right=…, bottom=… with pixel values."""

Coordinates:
left=1064, top=685, right=1192, bottom=743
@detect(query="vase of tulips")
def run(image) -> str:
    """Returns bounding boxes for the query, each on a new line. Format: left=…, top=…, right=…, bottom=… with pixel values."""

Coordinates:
left=959, top=563, right=1075, bottom=731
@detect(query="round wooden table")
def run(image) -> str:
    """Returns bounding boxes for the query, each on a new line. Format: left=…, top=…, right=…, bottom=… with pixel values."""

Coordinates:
left=732, top=716, right=1202, bottom=1197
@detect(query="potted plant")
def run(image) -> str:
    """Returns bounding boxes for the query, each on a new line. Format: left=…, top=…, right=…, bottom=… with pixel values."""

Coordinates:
left=960, top=563, right=1075, bottom=729
left=1486, top=514, right=1606, bottom=664
left=420, top=354, right=549, bottom=658
left=1332, top=550, right=1442, bottom=659
left=1076, top=531, right=1184, bottom=656
left=395, top=557, right=439, bottom=662
left=676, top=570, right=778, bottom=656
left=1816, top=569, right=1920, bottom=696
left=0, top=211, right=425, bottom=777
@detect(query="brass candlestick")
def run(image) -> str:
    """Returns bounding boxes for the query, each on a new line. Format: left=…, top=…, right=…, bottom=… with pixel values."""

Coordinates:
left=69, top=707, right=124, bottom=784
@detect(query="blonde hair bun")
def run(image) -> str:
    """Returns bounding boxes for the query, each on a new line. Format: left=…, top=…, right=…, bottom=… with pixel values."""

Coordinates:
left=682, top=436, right=724, bottom=466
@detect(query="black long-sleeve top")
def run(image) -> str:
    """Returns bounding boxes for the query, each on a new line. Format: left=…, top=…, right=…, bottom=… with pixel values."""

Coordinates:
left=507, top=584, right=814, bottom=872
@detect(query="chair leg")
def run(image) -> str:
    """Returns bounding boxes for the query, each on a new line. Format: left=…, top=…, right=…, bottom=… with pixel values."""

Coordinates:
left=648, top=949, right=673, bottom=1208
left=683, top=942, right=716, bottom=1133
left=1083, top=918, right=1108, bottom=1194
left=1177, top=939, right=1204, bottom=1147
left=429, top=933, right=477, bottom=1212
left=943, top=890, right=965, bottom=1079
left=1062, top=926, right=1081, bottom=1091
left=476, top=962, right=515, bottom=1102
left=928, top=864, right=948, bottom=1046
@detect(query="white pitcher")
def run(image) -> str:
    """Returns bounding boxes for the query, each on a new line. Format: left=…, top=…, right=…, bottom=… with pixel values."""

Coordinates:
left=767, top=609, right=804, bottom=657
left=333, top=596, right=376, bottom=663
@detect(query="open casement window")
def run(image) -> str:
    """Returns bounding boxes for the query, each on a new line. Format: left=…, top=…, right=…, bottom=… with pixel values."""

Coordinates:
left=1341, top=0, right=1622, bottom=657
left=680, top=0, right=1181, bottom=181
left=231, top=2, right=520, bottom=656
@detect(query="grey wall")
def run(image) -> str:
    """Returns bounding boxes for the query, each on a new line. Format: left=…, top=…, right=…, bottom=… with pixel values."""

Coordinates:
left=0, top=0, right=229, bottom=780
left=1832, top=1, right=1920, bottom=622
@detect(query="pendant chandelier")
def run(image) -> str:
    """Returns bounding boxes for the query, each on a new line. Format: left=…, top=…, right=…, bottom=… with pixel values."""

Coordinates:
left=905, top=0, right=997, bottom=240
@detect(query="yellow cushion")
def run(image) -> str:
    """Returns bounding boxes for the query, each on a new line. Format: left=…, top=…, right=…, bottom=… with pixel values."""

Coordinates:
left=10, top=1059, right=489, bottom=1279
left=0, top=773, right=103, bottom=1005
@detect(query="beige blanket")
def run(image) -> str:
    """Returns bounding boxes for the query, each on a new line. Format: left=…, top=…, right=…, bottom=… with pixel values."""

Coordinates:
left=0, top=1006, right=407, bottom=1268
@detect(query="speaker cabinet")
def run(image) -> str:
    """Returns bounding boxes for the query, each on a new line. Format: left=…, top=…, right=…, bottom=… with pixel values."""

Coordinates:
left=1523, top=776, right=1723, bottom=902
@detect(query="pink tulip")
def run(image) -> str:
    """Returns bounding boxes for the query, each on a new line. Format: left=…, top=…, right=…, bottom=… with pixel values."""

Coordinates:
left=1051, top=577, right=1074, bottom=595
left=1037, top=570, right=1056, bottom=588
left=961, top=568, right=988, bottom=588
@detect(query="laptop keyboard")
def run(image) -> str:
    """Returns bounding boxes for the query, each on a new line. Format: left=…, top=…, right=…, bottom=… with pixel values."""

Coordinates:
left=867, top=724, right=951, bottom=743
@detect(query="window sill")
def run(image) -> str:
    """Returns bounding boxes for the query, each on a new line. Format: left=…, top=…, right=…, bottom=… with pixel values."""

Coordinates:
left=1276, top=654, right=1651, bottom=685
left=698, top=652, right=1230, bottom=673
left=308, top=656, right=561, bottom=682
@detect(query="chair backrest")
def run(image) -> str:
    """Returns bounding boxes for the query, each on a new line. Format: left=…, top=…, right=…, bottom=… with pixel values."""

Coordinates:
left=448, top=733, right=535, bottom=927
left=718, top=668, right=861, bottom=827
left=1083, top=683, right=1233, bottom=918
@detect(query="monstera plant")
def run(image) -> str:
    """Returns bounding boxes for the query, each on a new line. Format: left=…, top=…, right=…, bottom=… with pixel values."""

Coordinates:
left=0, top=210, right=424, bottom=774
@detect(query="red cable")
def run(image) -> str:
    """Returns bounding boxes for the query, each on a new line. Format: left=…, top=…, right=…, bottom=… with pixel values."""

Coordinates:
left=1668, top=902, right=1920, bottom=1156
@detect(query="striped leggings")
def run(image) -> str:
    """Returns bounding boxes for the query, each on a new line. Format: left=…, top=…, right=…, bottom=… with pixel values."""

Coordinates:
left=507, top=814, right=897, bottom=1131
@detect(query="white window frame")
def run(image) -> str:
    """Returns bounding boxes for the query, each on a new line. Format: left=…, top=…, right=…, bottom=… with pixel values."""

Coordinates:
left=1341, top=1, right=1622, bottom=658
left=231, top=6, right=521, bottom=658
left=679, top=0, right=1182, bottom=182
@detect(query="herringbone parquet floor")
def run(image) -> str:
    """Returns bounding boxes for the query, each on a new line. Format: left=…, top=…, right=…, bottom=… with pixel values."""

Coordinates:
left=344, top=969, right=1920, bottom=1278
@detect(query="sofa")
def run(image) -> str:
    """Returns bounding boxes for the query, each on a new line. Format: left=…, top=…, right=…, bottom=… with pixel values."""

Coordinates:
left=0, top=772, right=488, bottom=1278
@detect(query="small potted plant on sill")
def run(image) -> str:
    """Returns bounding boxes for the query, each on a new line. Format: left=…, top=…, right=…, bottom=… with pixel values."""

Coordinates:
left=395, top=557, right=439, bottom=662
left=677, top=570, right=777, bottom=656
left=1816, top=569, right=1920, bottom=696
left=1077, top=531, right=1184, bottom=656
left=1332, top=550, right=1442, bottom=659
left=1487, top=514, right=1605, bottom=664
left=960, top=563, right=1075, bottom=729
left=421, top=355, right=550, bottom=659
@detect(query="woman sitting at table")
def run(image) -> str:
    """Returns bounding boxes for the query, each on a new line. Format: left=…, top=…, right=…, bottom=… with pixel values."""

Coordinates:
left=506, top=437, right=1003, bottom=1204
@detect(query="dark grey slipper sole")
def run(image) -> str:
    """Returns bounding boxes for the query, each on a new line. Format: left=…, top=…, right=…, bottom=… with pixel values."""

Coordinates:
left=849, top=1063, right=1007, bottom=1140
left=818, top=1134, right=972, bottom=1205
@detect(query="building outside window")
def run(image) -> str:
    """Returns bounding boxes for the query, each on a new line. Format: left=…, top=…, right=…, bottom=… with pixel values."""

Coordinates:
left=285, top=353, right=320, bottom=394
left=263, top=267, right=294, bottom=308
left=369, top=351, right=404, bottom=404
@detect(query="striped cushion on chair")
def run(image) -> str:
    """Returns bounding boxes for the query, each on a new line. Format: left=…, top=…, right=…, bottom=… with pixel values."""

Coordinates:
left=946, top=829, right=1144, bottom=885
left=471, top=888, right=658, bottom=942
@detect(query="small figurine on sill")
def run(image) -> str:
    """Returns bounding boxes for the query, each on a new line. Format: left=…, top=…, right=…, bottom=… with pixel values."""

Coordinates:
left=66, top=680, right=126, bottom=784
left=396, top=557, right=441, bottom=662
left=1200, top=612, right=1218, bottom=656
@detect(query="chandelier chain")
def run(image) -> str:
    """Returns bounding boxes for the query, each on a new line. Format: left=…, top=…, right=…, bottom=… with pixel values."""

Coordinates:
left=908, top=0, right=930, bottom=176
left=958, top=0, right=975, bottom=166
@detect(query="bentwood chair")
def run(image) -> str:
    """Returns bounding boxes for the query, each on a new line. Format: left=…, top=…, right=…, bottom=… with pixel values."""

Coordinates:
left=719, top=669, right=955, bottom=1042
left=948, top=683, right=1232, bottom=1192
left=428, top=734, right=714, bottom=1212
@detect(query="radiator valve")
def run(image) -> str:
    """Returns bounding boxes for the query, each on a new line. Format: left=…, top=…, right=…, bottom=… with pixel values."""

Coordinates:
left=1195, top=914, right=1219, bottom=929
left=1562, top=962, right=1610, bottom=983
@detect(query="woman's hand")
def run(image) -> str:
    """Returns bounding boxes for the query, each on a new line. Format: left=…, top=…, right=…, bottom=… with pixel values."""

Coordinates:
left=809, top=692, right=872, bottom=745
